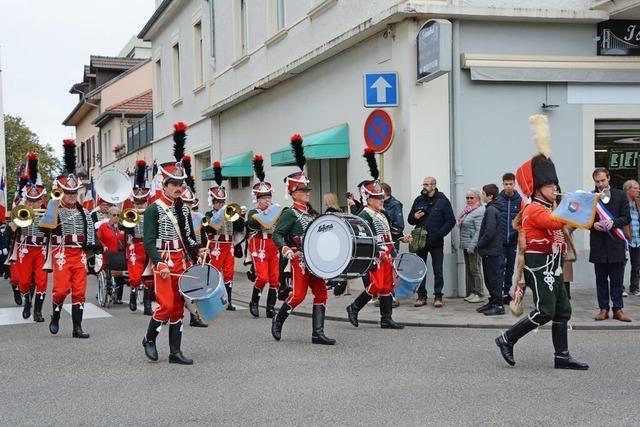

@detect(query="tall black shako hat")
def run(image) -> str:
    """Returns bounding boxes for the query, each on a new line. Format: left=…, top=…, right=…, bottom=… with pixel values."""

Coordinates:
left=158, top=122, right=188, bottom=184
left=54, top=139, right=82, bottom=192
left=252, top=154, right=272, bottom=200
left=515, top=114, right=558, bottom=198
left=360, top=148, right=384, bottom=201
left=284, top=134, right=310, bottom=196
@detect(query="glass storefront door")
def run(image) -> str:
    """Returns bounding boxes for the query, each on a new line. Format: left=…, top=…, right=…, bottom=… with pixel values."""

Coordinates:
left=594, top=120, right=640, bottom=189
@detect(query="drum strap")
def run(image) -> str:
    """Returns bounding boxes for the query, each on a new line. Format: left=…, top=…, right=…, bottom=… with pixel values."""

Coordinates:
left=156, top=200, right=187, bottom=253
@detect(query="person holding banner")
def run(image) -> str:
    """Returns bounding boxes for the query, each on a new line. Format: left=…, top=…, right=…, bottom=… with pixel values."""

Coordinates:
left=495, top=114, right=588, bottom=370
left=590, top=168, right=631, bottom=322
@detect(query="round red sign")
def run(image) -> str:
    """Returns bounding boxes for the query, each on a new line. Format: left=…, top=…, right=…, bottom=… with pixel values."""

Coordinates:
left=363, top=109, right=394, bottom=153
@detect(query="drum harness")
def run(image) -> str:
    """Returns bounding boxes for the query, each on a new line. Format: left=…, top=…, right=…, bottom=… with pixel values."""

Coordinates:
left=287, top=207, right=315, bottom=274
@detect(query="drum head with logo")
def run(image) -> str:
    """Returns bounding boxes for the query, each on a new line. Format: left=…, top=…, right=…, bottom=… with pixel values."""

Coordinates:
left=303, top=214, right=373, bottom=280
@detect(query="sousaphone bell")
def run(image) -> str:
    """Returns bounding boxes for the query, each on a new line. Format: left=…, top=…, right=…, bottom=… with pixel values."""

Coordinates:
left=94, top=169, right=133, bottom=204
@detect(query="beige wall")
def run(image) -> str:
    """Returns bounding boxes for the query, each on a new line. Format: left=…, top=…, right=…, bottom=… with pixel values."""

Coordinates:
left=101, top=61, right=152, bottom=109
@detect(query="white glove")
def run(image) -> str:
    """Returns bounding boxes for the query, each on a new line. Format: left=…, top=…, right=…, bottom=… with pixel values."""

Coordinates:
left=94, top=254, right=104, bottom=273
left=2, top=248, right=7, bottom=256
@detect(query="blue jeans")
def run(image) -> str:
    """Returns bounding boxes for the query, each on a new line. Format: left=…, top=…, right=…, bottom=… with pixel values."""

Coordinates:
left=499, top=244, right=517, bottom=295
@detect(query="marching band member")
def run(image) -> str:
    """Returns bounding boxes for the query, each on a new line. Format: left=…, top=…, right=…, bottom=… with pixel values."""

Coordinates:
left=42, top=139, right=103, bottom=338
left=346, top=149, right=410, bottom=330
left=202, top=161, right=240, bottom=311
left=124, top=160, right=153, bottom=315
left=246, top=154, right=280, bottom=318
left=141, top=122, right=206, bottom=365
left=272, top=134, right=335, bottom=345
left=91, top=197, right=113, bottom=229
left=495, top=115, right=588, bottom=370
left=180, top=161, right=209, bottom=328
left=7, top=171, right=29, bottom=306
left=11, top=153, right=48, bottom=322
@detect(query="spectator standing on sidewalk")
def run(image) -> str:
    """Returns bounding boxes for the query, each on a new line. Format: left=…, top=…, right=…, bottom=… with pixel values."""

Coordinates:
left=497, top=172, right=521, bottom=304
left=476, top=184, right=505, bottom=316
left=590, top=168, right=631, bottom=322
left=381, top=183, right=404, bottom=251
left=623, top=180, right=640, bottom=297
left=458, top=189, right=485, bottom=303
left=407, top=176, right=455, bottom=308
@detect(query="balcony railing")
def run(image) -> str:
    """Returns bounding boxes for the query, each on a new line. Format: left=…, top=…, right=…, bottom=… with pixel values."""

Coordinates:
left=127, top=113, right=154, bottom=152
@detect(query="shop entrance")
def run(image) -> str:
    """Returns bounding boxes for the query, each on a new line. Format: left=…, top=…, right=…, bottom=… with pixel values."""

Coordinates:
left=306, top=158, right=348, bottom=213
left=594, top=120, right=640, bottom=189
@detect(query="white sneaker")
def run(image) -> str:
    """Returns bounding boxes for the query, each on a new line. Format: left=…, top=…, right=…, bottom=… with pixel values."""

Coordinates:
left=631, top=290, right=640, bottom=296
left=467, top=294, right=485, bottom=303
left=464, top=294, right=473, bottom=302
left=623, top=291, right=628, bottom=297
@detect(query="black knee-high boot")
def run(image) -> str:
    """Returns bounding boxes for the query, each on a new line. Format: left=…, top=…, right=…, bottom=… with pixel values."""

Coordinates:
left=564, top=283, right=571, bottom=300
left=129, top=288, right=137, bottom=311
left=271, top=303, right=291, bottom=341
left=225, top=283, right=236, bottom=311
left=249, top=287, right=261, bottom=318
left=49, top=303, right=62, bottom=334
left=22, top=293, right=32, bottom=319
left=346, top=291, right=372, bottom=327
left=143, top=318, right=162, bottom=361
left=71, top=304, right=90, bottom=338
left=33, top=293, right=45, bottom=323
left=380, top=295, right=404, bottom=329
left=143, top=287, right=153, bottom=316
left=266, top=288, right=277, bottom=318
left=190, top=311, right=208, bottom=327
left=312, top=305, right=336, bottom=345
left=495, top=317, right=538, bottom=366
left=552, top=321, right=589, bottom=370
left=12, top=285, right=22, bottom=306
left=168, top=321, right=193, bottom=365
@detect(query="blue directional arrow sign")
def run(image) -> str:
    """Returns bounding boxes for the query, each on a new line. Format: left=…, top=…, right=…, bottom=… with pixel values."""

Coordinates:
left=363, top=72, right=399, bottom=108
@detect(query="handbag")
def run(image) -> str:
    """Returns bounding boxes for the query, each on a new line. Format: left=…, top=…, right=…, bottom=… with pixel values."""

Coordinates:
left=233, top=243, right=244, bottom=259
left=409, top=227, right=427, bottom=253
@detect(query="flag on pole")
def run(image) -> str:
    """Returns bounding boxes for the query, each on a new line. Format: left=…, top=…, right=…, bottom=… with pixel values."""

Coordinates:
left=0, top=169, right=6, bottom=220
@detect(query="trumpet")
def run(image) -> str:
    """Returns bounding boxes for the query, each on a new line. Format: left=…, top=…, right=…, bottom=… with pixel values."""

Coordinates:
left=11, top=205, right=35, bottom=228
left=51, top=188, right=63, bottom=200
left=598, top=188, right=611, bottom=204
left=120, top=208, right=142, bottom=228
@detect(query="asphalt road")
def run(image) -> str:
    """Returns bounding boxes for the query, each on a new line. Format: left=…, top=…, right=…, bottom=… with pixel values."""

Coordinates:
left=1, top=279, right=639, bottom=426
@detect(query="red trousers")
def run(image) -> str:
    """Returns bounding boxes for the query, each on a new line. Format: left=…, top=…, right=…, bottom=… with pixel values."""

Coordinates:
left=16, top=245, right=48, bottom=294
left=249, top=236, right=279, bottom=290
left=366, top=256, right=394, bottom=297
left=9, top=262, right=18, bottom=285
left=208, top=240, right=234, bottom=283
left=153, top=251, right=189, bottom=323
left=287, top=258, right=327, bottom=308
left=52, top=247, right=87, bottom=305
left=127, top=242, right=152, bottom=288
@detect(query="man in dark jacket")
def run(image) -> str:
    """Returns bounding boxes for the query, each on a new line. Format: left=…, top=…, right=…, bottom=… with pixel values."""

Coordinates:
left=590, top=168, right=631, bottom=322
left=476, top=184, right=505, bottom=316
left=407, top=176, right=455, bottom=307
left=497, top=173, right=522, bottom=304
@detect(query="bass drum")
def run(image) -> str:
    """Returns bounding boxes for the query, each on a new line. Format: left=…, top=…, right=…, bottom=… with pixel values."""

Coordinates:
left=302, top=213, right=375, bottom=280
left=178, top=264, right=228, bottom=321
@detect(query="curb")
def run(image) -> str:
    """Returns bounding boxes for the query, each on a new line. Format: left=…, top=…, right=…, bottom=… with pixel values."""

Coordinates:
left=232, top=297, right=640, bottom=331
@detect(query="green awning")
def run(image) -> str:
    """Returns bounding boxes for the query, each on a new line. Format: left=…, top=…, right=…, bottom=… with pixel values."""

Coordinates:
left=201, top=151, right=254, bottom=180
left=270, top=123, right=350, bottom=166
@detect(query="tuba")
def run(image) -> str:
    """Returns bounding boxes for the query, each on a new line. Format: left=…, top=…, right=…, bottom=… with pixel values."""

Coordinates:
left=95, top=169, right=132, bottom=204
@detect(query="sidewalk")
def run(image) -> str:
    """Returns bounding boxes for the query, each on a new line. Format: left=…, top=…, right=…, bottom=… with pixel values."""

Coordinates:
left=231, top=274, right=640, bottom=330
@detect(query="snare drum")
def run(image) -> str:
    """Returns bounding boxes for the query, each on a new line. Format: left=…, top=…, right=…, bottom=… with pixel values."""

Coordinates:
left=302, top=213, right=375, bottom=280
left=393, top=253, right=427, bottom=299
left=178, top=264, right=228, bottom=321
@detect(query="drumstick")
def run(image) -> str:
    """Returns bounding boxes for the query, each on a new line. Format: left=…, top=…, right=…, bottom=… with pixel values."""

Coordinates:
left=153, top=271, right=200, bottom=279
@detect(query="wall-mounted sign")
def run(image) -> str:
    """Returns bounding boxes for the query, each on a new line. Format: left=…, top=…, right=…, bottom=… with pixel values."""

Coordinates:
left=609, top=149, right=639, bottom=170
left=364, top=109, right=394, bottom=153
left=416, top=19, right=452, bottom=83
left=598, top=20, right=640, bottom=56
left=363, top=72, right=399, bottom=107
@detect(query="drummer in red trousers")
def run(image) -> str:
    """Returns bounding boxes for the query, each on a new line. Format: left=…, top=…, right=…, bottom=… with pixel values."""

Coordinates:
left=271, top=134, right=335, bottom=345
left=141, top=122, right=207, bottom=365
left=246, top=155, right=280, bottom=319
left=346, top=149, right=411, bottom=329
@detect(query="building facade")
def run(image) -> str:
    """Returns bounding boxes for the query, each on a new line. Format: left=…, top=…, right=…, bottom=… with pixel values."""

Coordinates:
left=140, top=0, right=640, bottom=296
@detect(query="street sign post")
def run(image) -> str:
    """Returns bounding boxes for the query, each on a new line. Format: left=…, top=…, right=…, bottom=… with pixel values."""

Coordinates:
left=363, top=72, right=399, bottom=108
left=363, top=109, right=394, bottom=154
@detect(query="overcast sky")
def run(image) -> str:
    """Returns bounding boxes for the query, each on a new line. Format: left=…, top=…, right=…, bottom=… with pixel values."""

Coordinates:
left=0, top=0, right=155, bottom=157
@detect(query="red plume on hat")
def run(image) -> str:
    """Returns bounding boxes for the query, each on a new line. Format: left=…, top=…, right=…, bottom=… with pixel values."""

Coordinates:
left=62, top=138, right=76, bottom=175
left=27, top=152, right=39, bottom=184
left=135, top=159, right=147, bottom=188
left=173, top=122, right=187, bottom=163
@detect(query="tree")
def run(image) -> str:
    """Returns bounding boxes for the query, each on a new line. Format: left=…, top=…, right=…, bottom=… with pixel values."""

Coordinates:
left=4, top=114, right=61, bottom=206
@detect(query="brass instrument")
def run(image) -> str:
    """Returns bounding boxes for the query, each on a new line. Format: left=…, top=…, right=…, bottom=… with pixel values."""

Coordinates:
left=201, top=216, right=211, bottom=228
left=120, top=208, right=142, bottom=228
left=51, top=188, right=63, bottom=200
left=203, top=203, right=242, bottom=231
left=11, top=205, right=35, bottom=228
left=225, top=203, right=242, bottom=222
left=599, top=188, right=611, bottom=204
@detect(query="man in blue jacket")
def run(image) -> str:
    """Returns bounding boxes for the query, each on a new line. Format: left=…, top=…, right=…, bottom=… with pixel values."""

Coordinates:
left=497, top=173, right=521, bottom=304
left=407, top=177, right=455, bottom=308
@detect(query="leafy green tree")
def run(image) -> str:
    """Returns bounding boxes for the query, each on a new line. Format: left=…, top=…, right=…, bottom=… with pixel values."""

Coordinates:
left=4, top=114, right=61, bottom=205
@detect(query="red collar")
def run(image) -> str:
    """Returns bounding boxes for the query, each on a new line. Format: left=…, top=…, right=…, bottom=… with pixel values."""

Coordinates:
left=292, top=202, right=308, bottom=213
left=159, top=192, right=174, bottom=207
left=61, top=201, right=76, bottom=209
